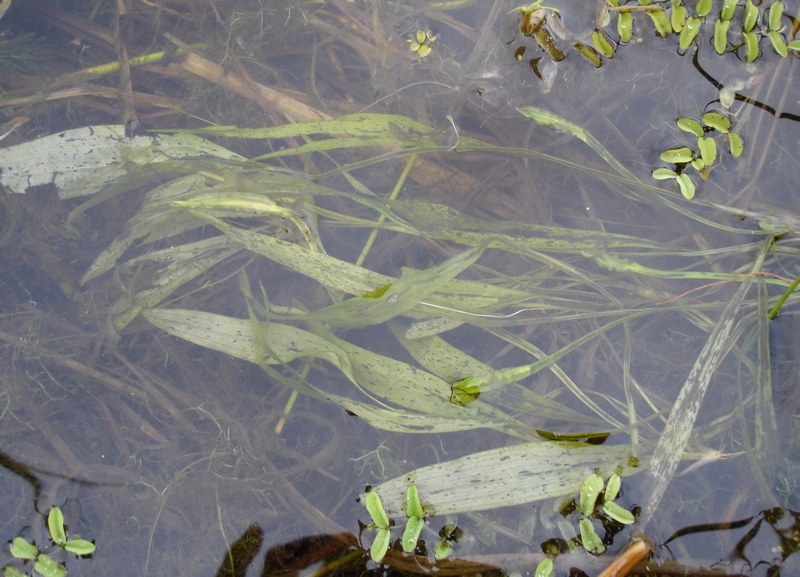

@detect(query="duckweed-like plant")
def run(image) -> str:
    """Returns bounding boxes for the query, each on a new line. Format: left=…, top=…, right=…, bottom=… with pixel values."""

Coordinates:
left=4, top=507, right=96, bottom=577
left=515, top=0, right=800, bottom=198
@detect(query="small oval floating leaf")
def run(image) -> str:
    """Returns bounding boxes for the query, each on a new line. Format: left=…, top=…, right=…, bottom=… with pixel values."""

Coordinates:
left=691, top=157, right=706, bottom=171
left=4, top=566, right=27, bottom=577
left=728, top=132, right=744, bottom=157
left=701, top=112, right=731, bottom=133
left=64, top=539, right=96, bottom=556
left=604, top=473, right=622, bottom=503
left=720, top=85, right=736, bottom=109
left=676, top=173, right=696, bottom=199
left=788, top=39, right=800, bottom=51
left=697, top=136, right=717, bottom=166
left=366, top=490, right=390, bottom=529
left=743, top=0, right=759, bottom=32
left=647, top=9, right=673, bottom=37
left=768, top=31, right=788, bottom=57
left=48, top=507, right=67, bottom=547
left=534, top=558, right=554, bottom=577
left=714, top=18, right=731, bottom=54
left=743, top=30, right=760, bottom=62
left=679, top=16, right=701, bottom=50
left=652, top=167, right=677, bottom=180
left=677, top=117, right=704, bottom=137
left=34, top=554, right=65, bottom=577
left=602, top=500, right=636, bottom=524
left=721, top=0, right=737, bottom=21
left=617, top=11, right=634, bottom=43
left=696, top=0, right=713, bottom=17
left=592, top=28, right=616, bottom=58
left=434, top=538, right=453, bottom=560
left=660, top=147, right=694, bottom=164
left=10, top=537, right=39, bottom=560
left=574, top=42, right=602, bottom=67
left=405, top=484, right=424, bottom=519
left=579, top=473, right=604, bottom=517
left=402, top=516, right=425, bottom=553
left=579, top=517, right=605, bottom=554
left=671, top=4, right=686, bottom=32
left=769, top=1, right=784, bottom=31
left=370, top=527, right=391, bottom=563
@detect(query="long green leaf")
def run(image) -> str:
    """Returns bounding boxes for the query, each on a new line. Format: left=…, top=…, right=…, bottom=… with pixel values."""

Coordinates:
left=143, top=308, right=529, bottom=435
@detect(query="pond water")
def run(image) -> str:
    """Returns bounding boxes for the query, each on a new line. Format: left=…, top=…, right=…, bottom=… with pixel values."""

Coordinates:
left=1, top=1, right=799, bottom=577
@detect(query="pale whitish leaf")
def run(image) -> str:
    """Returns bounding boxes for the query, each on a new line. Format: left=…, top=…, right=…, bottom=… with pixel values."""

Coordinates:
left=144, top=309, right=525, bottom=434
left=255, top=245, right=485, bottom=328
left=143, top=309, right=357, bottom=383
left=168, top=113, right=438, bottom=144
left=639, top=242, right=770, bottom=527
left=389, top=199, right=661, bottom=254
left=367, top=442, right=638, bottom=516
left=209, top=216, right=527, bottom=317
left=81, top=175, right=209, bottom=283
left=203, top=218, right=388, bottom=296
left=391, top=324, right=586, bottom=426
left=110, top=237, right=243, bottom=331
left=0, top=125, right=243, bottom=196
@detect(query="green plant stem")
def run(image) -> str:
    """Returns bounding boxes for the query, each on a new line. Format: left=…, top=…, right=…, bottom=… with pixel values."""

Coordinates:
left=355, top=153, right=416, bottom=267
left=768, top=274, right=800, bottom=319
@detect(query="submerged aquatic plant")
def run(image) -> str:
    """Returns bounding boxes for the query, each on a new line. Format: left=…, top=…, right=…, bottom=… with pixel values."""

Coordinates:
left=5, top=105, right=792, bottom=527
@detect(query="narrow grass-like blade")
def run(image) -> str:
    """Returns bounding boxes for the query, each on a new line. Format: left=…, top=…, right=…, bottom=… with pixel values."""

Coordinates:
left=638, top=238, right=771, bottom=527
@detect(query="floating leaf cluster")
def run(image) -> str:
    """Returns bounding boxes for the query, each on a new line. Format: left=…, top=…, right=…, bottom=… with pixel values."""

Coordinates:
left=4, top=507, right=96, bottom=577
left=408, top=30, right=437, bottom=58
left=515, top=0, right=800, bottom=199
left=574, top=471, right=635, bottom=556
left=362, top=483, right=447, bottom=563
left=652, top=111, right=744, bottom=199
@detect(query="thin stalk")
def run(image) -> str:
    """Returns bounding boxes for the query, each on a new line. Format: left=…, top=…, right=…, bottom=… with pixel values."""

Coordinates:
left=355, top=153, right=416, bottom=267
left=768, top=273, right=800, bottom=319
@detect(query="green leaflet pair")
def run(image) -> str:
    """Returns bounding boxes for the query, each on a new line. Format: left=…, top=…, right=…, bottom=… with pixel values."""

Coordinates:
left=363, top=483, right=443, bottom=563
